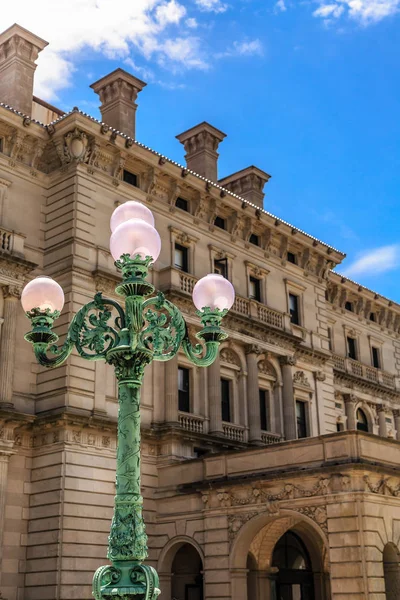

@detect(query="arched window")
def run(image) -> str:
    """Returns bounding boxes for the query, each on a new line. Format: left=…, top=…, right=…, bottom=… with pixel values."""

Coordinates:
left=272, top=531, right=312, bottom=572
left=272, top=531, right=315, bottom=599
left=383, top=543, right=400, bottom=600
left=356, top=408, right=369, bottom=432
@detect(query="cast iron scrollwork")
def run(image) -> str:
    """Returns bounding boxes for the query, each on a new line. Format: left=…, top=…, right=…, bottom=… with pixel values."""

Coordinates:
left=25, top=292, right=126, bottom=367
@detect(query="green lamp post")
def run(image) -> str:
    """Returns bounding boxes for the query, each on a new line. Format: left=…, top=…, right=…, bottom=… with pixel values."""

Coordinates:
left=21, top=201, right=235, bottom=600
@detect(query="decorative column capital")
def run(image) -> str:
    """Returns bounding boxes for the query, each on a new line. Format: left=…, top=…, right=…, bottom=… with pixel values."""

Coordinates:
left=245, top=344, right=262, bottom=356
left=280, top=355, right=297, bottom=367
left=2, top=284, right=22, bottom=300
left=344, top=393, right=357, bottom=405
left=315, top=371, right=326, bottom=382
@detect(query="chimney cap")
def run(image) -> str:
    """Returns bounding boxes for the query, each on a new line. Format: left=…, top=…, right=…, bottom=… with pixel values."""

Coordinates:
left=219, top=165, right=271, bottom=186
left=0, top=23, right=48, bottom=51
left=176, top=121, right=227, bottom=144
left=90, top=68, right=147, bottom=94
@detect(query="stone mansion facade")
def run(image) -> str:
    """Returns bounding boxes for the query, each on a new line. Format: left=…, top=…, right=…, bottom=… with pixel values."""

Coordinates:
left=0, top=22, right=400, bottom=600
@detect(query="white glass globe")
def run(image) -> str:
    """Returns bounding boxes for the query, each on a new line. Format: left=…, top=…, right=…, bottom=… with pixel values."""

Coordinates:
left=110, top=218, right=161, bottom=262
left=21, top=276, right=65, bottom=313
left=192, top=274, right=235, bottom=311
left=110, top=201, right=155, bottom=233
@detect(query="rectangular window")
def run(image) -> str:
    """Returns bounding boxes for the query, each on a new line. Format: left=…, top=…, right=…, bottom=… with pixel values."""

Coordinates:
left=372, top=346, right=381, bottom=369
left=249, top=233, right=260, bottom=246
left=214, top=216, right=226, bottom=230
left=259, top=389, right=269, bottom=431
left=174, top=243, right=188, bottom=272
left=289, top=293, right=300, bottom=325
left=178, top=367, right=190, bottom=412
left=214, top=258, right=228, bottom=279
left=327, top=327, right=333, bottom=351
left=221, top=378, right=231, bottom=422
left=123, top=169, right=138, bottom=187
left=347, top=336, right=357, bottom=360
left=249, top=277, right=261, bottom=302
left=345, top=301, right=354, bottom=312
left=287, top=252, right=297, bottom=264
left=296, top=400, right=308, bottom=439
left=175, top=197, right=188, bottom=211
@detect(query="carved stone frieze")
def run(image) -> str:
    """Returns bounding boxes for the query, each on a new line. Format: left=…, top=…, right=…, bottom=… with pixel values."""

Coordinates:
left=364, top=476, right=400, bottom=496
left=293, top=370, right=311, bottom=388
left=258, top=360, right=276, bottom=377
left=220, top=348, right=241, bottom=367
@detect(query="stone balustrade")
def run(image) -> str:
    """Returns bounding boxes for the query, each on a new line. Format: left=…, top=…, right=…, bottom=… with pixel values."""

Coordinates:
left=261, top=431, right=283, bottom=445
left=222, top=422, right=245, bottom=442
left=333, top=354, right=396, bottom=390
left=178, top=412, right=204, bottom=434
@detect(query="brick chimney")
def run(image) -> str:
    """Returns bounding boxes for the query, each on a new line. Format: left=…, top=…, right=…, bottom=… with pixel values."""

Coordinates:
left=90, top=68, right=147, bottom=139
left=176, top=122, right=226, bottom=182
left=0, top=23, right=48, bottom=116
left=219, top=166, right=271, bottom=209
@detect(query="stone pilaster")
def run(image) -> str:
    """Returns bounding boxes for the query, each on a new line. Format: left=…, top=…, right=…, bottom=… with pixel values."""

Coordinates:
left=0, top=285, right=21, bottom=408
left=208, top=353, right=222, bottom=434
left=378, top=406, right=388, bottom=438
left=280, top=356, right=297, bottom=440
left=246, top=345, right=262, bottom=444
left=0, top=422, right=16, bottom=587
left=394, top=410, right=400, bottom=441
left=344, top=394, right=357, bottom=430
left=314, top=370, right=326, bottom=436
left=165, top=355, right=178, bottom=423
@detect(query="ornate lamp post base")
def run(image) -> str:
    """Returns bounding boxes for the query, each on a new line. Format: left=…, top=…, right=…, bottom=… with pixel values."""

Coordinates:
left=93, top=562, right=160, bottom=600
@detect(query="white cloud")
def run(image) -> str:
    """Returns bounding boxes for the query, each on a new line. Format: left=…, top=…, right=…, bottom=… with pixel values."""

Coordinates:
left=186, top=17, right=199, bottom=28
left=217, top=38, right=264, bottom=58
left=1, top=0, right=208, bottom=101
left=313, top=0, right=400, bottom=24
left=342, top=244, right=400, bottom=277
left=195, top=0, right=228, bottom=13
left=275, top=0, right=287, bottom=12
left=160, top=37, right=208, bottom=69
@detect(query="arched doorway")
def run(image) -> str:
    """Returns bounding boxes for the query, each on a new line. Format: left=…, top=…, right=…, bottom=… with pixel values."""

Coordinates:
left=272, top=531, right=314, bottom=600
left=383, top=543, right=400, bottom=599
left=230, top=511, right=330, bottom=600
left=171, top=543, right=203, bottom=600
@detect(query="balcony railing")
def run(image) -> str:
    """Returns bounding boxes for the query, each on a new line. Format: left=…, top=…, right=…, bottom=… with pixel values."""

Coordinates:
left=0, top=227, right=25, bottom=256
left=178, top=412, right=204, bottom=434
left=261, top=431, right=283, bottom=445
left=161, top=269, right=285, bottom=332
left=333, top=354, right=396, bottom=390
left=222, top=422, right=245, bottom=442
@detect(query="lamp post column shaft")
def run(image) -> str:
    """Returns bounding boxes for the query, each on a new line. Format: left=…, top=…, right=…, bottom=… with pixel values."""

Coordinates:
left=108, top=378, right=148, bottom=563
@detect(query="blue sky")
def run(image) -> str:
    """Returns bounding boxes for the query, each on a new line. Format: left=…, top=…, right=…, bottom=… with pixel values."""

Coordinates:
left=5, top=0, right=400, bottom=300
